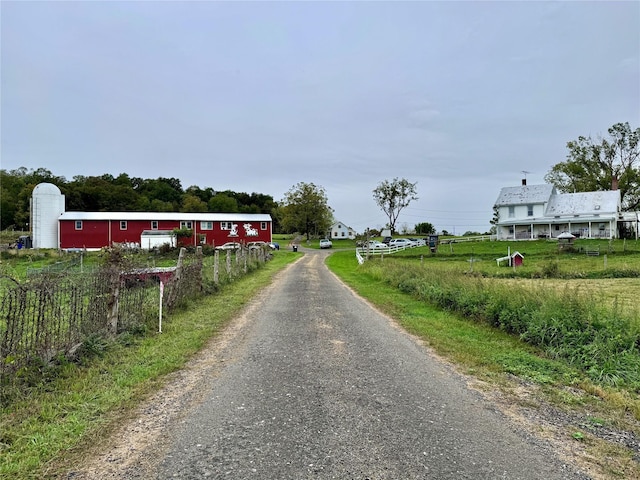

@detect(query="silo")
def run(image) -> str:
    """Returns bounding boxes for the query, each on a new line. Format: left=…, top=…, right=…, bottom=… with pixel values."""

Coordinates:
left=31, top=183, right=65, bottom=249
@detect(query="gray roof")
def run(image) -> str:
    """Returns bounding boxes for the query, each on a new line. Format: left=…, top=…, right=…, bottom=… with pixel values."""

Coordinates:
left=494, top=184, right=555, bottom=206
left=59, top=212, right=272, bottom=222
left=545, top=190, right=620, bottom=216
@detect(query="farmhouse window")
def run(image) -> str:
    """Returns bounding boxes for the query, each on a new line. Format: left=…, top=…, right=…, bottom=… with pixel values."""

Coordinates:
left=261, top=222, right=267, bottom=230
left=151, top=221, right=158, bottom=230
left=508, top=206, right=515, bottom=218
left=180, top=221, right=193, bottom=229
left=201, top=221, right=213, bottom=230
left=75, top=221, right=82, bottom=230
left=221, top=222, right=232, bottom=230
left=120, top=221, right=127, bottom=230
left=342, top=232, right=345, bottom=237
left=527, top=205, right=533, bottom=216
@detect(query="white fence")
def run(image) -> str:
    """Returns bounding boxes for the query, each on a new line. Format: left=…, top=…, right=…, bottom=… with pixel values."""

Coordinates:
left=355, top=244, right=417, bottom=264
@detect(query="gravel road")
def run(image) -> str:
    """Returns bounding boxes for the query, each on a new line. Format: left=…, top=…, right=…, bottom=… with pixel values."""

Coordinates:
left=68, top=247, right=587, bottom=479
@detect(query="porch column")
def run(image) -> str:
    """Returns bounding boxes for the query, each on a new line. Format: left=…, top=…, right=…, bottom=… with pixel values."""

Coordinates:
left=588, top=221, right=592, bottom=239
left=530, top=223, right=534, bottom=239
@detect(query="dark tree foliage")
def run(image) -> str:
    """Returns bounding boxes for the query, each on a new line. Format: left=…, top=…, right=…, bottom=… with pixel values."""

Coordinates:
left=0, top=168, right=279, bottom=231
left=545, top=122, right=640, bottom=210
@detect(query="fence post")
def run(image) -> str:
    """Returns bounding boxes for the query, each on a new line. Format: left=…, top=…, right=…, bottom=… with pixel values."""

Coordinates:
left=226, top=250, right=231, bottom=275
left=107, top=270, right=120, bottom=336
left=243, top=248, right=248, bottom=273
left=214, top=249, right=219, bottom=285
left=166, top=247, right=186, bottom=309
left=196, top=246, right=203, bottom=292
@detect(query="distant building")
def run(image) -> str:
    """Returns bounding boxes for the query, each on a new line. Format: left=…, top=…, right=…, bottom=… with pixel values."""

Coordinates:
left=493, top=181, right=623, bottom=240
left=330, top=221, right=356, bottom=240
left=30, top=183, right=273, bottom=250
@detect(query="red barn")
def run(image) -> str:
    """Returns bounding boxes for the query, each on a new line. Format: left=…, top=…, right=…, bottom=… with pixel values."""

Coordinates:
left=58, top=212, right=272, bottom=250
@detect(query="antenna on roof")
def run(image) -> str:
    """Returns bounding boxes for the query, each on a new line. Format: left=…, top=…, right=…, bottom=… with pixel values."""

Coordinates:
left=521, top=171, right=531, bottom=186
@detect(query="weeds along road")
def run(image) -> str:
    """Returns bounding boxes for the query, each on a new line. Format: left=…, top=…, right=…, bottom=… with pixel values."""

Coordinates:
left=86, top=247, right=586, bottom=479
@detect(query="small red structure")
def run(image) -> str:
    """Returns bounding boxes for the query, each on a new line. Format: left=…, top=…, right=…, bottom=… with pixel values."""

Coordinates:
left=511, top=252, right=524, bottom=267
left=496, top=251, right=524, bottom=267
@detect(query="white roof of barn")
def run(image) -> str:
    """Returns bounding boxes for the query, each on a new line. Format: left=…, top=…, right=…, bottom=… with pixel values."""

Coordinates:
left=494, top=184, right=555, bottom=206
left=59, top=212, right=272, bottom=222
left=545, top=190, right=620, bottom=216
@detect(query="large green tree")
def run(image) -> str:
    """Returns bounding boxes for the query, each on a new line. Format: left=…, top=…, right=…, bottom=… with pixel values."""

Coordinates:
left=545, top=122, right=640, bottom=210
left=280, top=182, right=333, bottom=240
left=372, top=177, right=418, bottom=234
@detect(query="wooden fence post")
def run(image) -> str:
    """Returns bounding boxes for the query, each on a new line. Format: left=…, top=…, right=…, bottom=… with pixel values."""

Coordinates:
left=214, top=249, right=219, bottom=285
left=107, top=270, right=120, bottom=336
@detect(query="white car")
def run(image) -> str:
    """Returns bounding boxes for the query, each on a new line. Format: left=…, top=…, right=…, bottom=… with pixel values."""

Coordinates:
left=247, top=241, right=267, bottom=250
left=363, top=240, right=388, bottom=249
left=319, top=238, right=333, bottom=249
left=388, top=238, right=415, bottom=248
left=215, top=242, right=241, bottom=250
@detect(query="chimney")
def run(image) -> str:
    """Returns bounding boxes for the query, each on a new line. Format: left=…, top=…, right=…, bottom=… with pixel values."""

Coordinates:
left=612, top=176, right=619, bottom=191
left=522, top=178, right=527, bottom=186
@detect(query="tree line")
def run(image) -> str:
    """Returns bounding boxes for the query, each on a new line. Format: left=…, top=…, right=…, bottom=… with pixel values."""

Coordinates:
left=0, top=168, right=279, bottom=232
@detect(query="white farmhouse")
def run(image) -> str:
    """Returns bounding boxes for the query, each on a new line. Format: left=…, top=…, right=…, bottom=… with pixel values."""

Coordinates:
left=330, top=221, right=356, bottom=240
left=494, top=181, right=621, bottom=240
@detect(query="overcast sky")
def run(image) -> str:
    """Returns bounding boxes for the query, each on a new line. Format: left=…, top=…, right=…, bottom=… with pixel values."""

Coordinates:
left=2, top=1, right=639, bottom=234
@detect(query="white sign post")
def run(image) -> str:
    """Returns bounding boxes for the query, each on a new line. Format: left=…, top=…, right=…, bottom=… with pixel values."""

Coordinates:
left=159, top=281, right=164, bottom=333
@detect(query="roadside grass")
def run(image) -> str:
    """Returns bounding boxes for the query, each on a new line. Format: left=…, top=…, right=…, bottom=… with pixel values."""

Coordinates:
left=0, top=251, right=298, bottom=480
left=326, top=249, right=640, bottom=479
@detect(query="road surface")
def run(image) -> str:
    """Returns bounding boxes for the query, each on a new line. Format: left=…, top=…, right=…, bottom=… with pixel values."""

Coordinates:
left=73, top=247, right=586, bottom=479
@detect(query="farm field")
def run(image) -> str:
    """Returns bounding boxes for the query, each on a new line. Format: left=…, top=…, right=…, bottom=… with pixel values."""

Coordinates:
left=496, top=277, right=640, bottom=316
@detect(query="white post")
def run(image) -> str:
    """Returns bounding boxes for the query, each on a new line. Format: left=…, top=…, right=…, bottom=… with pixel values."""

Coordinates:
left=159, top=281, right=164, bottom=333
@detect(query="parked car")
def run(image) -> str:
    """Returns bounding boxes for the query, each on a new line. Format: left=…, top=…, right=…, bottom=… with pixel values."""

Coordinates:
left=363, top=240, right=388, bottom=249
left=247, top=241, right=267, bottom=250
left=269, top=242, right=280, bottom=250
left=408, top=237, right=426, bottom=246
left=319, top=238, right=333, bottom=249
left=381, top=236, right=392, bottom=245
left=388, top=238, right=415, bottom=248
left=215, top=242, right=241, bottom=250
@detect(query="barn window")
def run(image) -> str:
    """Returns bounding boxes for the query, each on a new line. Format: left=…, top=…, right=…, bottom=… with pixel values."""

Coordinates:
left=201, top=221, right=213, bottom=230
left=120, top=221, right=127, bottom=230
left=151, top=221, right=158, bottom=230
left=261, top=222, right=267, bottom=230
left=180, top=221, right=192, bottom=229
left=221, top=221, right=232, bottom=230
left=75, top=221, right=82, bottom=230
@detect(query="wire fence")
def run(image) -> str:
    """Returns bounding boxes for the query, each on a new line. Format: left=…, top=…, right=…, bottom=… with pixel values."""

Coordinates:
left=0, top=245, right=271, bottom=395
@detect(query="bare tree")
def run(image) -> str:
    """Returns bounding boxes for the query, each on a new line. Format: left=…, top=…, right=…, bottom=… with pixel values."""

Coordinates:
left=372, top=178, right=418, bottom=234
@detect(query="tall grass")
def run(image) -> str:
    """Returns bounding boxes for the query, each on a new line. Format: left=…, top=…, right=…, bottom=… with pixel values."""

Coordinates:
left=362, top=260, right=640, bottom=389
